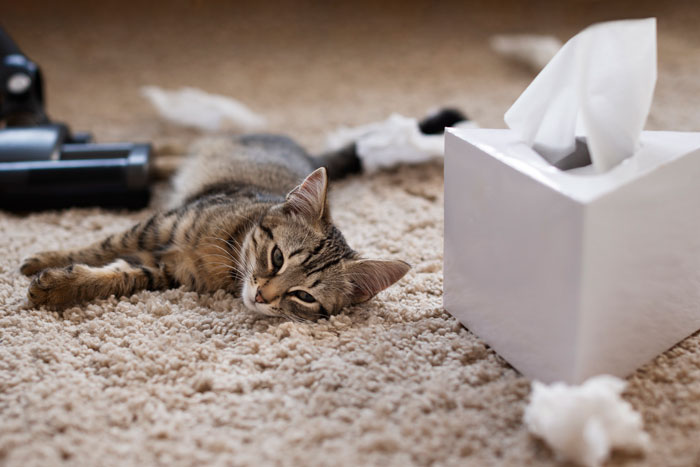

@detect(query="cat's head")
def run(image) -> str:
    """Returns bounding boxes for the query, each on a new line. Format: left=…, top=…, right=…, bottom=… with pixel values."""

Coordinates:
left=239, top=167, right=410, bottom=320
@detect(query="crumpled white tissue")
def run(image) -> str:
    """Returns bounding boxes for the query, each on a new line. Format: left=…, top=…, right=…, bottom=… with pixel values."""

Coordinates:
left=525, top=375, right=650, bottom=467
left=490, top=34, right=562, bottom=71
left=504, top=18, right=657, bottom=173
left=141, top=86, right=266, bottom=132
left=326, top=113, right=477, bottom=172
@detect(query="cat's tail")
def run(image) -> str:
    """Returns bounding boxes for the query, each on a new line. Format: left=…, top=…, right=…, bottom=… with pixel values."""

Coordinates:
left=312, top=107, right=473, bottom=180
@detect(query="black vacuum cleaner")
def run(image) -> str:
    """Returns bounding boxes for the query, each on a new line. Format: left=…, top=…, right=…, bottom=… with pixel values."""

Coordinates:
left=0, top=26, right=151, bottom=211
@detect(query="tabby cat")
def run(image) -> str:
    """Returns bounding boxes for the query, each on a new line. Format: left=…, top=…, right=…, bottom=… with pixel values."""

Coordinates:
left=20, top=109, right=465, bottom=320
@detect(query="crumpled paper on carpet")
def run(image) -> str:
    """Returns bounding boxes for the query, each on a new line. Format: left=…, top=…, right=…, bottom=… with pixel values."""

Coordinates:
left=490, top=34, right=562, bottom=71
left=524, top=375, right=650, bottom=467
left=326, top=113, right=477, bottom=172
left=141, top=86, right=266, bottom=132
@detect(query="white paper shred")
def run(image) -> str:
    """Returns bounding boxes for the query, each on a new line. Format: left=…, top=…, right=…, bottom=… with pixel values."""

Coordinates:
left=524, top=375, right=650, bottom=467
left=325, top=113, right=477, bottom=173
left=141, top=86, right=266, bottom=132
left=490, top=34, right=562, bottom=71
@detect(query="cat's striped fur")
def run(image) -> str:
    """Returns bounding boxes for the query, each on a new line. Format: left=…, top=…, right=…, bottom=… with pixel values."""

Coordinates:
left=20, top=134, right=408, bottom=319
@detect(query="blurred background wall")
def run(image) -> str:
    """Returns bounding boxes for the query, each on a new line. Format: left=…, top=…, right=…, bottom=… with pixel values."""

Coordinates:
left=3, top=0, right=699, bottom=149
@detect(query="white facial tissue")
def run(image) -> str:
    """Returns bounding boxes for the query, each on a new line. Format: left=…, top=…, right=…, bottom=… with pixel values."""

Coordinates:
left=490, top=34, right=563, bottom=71
left=504, top=19, right=657, bottom=172
left=326, top=113, right=477, bottom=172
left=141, top=86, right=267, bottom=132
left=524, top=375, right=650, bottom=467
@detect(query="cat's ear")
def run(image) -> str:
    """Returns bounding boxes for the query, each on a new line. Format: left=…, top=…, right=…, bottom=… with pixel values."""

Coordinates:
left=346, top=259, right=411, bottom=304
left=285, top=167, right=330, bottom=222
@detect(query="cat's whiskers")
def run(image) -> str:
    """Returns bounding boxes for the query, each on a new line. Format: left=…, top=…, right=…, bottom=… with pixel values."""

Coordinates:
left=198, top=268, right=244, bottom=285
left=206, top=263, right=245, bottom=279
left=201, top=236, right=249, bottom=275
left=201, top=229, right=246, bottom=258
left=200, top=263, right=246, bottom=283
left=198, top=251, right=248, bottom=276
left=283, top=311, right=305, bottom=323
left=199, top=250, right=234, bottom=260
left=207, top=219, right=255, bottom=247
left=201, top=242, right=239, bottom=261
left=193, top=255, right=246, bottom=282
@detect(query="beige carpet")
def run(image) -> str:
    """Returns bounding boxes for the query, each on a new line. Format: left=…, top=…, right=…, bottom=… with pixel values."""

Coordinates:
left=2, top=2, right=700, bottom=466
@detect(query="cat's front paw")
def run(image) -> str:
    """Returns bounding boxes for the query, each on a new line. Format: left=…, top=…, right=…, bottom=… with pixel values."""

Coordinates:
left=20, top=251, right=71, bottom=276
left=28, top=267, right=77, bottom=308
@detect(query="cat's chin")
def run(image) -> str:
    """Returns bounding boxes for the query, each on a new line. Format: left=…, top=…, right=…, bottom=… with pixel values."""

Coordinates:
left=247, top=302, right=281, bottom=317
left=243, top=299, right=277, bottom=316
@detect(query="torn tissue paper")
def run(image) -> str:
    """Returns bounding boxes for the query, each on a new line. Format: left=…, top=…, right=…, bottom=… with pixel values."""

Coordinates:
left=525, top=375, right=650, bottom=467
left=326, top=113, right=476, bottom=172
left=141, top=86, right=266, bottom=132
left=490, top=34, right=563, bottom=71
left=504, top=18, right=657, bottom=173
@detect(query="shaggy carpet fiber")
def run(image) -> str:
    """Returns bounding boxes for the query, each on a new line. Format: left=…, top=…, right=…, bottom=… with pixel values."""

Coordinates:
left=2, top=2, right=700, bottom=466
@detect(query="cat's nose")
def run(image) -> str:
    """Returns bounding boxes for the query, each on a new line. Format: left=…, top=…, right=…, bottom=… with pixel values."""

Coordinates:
left=255, top=289, right=267, bottom=304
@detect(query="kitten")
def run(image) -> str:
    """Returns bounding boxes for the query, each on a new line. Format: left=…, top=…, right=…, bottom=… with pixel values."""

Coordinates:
left=20, top=109, right=466, bottom=319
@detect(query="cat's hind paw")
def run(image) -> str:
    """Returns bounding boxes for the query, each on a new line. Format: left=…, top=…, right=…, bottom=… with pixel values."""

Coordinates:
left=20, top=251, right=71, bottom=276
left=20, top=256, right=47, bottom=276
left=27, top=267, right=77, bottom=308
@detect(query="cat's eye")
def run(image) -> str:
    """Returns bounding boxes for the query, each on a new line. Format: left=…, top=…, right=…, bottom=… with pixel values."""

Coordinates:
left=271, top=246, right=284, bottom=271
left=292, top=290, right=316, bottom=303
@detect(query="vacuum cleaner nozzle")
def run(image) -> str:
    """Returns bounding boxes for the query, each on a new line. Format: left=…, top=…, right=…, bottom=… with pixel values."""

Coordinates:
left=0, top=26, right=152, bottom=211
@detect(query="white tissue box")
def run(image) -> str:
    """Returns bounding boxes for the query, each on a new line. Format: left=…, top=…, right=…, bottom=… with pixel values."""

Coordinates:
left=444, top=128, right=700, bottom=383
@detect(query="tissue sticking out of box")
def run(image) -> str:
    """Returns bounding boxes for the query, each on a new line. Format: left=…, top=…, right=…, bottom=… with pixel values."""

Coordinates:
left=141, top=86, right=267, bottom=132
left=326, top=113, right=478, bottom=172
left=524, top=375, right=650, bottom=467
left=490, top=34, right=563, bottom=71
left=504, top=18, right=657, bottom=173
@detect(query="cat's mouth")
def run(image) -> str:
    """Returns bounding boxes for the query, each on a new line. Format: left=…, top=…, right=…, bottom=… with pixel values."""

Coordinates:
left=241, top=280, right=279, bottom=316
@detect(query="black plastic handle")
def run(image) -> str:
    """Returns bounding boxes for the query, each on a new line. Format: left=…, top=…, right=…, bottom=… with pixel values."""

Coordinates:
left=0, top=26, right=22, bottom=58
